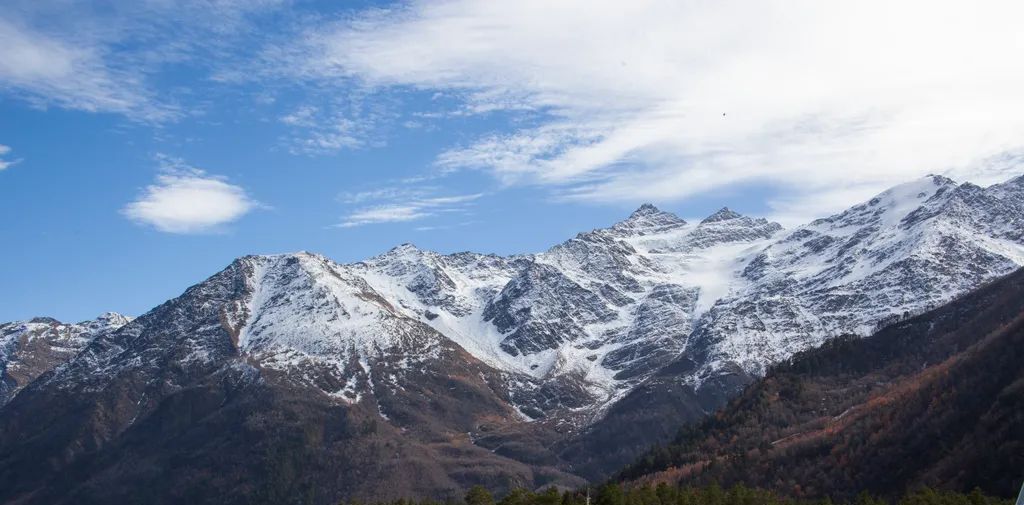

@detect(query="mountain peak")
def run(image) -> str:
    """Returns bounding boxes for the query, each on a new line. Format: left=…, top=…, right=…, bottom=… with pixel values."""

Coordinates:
left=631, top=203, right=662, bottom=216
left=612, top=204, right=686, bottom=235
left=77, top=312, right=133, bottom=334
left=700, top=207, right=743, bottom=224
left=93, top=312, right=132, bottom=325
left=27, top=316, right=59, bottom=325
left=925, top=173, right=956, bottom=186
left=384, top=243, right=422, bottom=256
left=365, top=242, right=431, bottom=267
left=860, top=174, right=959, bottom=212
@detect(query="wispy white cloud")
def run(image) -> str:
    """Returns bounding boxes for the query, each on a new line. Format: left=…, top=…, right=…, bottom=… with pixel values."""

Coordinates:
left=289, top=118, right=364, bottom=154
left=414, top=220, right=478, bottom=232
left=122, top=155, right=259, bottom=233
left=338, top=204, right=430, bottom=228
left=436, top=124, right=607, bottom=184
left=340, top=186, right=422, bottom=205
left=0, top=18, right=173, bottom=121
left=0, top=145, right=19, bottom=171
left=0, top=0, right=285, bottom=121
left=285, top=0, right=1024, bottom=221
left=280, top=105, right=318, bottom=127
left=336, top=191, right=481, bottom=228
left=276, top=93, right=394, bottom=155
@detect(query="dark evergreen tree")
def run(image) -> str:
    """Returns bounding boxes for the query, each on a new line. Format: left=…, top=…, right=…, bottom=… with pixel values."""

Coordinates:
left=466, top=486, right=495, bottom=505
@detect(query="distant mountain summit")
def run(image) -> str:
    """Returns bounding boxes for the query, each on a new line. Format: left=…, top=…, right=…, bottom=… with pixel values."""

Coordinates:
left=611, top=203, right=688, bottom=235
left=0, top=312, right=131, bottom=405
left=1, top=173, right=1023, bottom=503
left=700, top=207, right=742, bottom=223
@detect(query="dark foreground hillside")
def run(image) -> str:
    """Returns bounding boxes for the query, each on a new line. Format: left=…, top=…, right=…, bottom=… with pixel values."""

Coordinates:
left=621, top=267, right=1024, bottom=500
left=342, top=481, right=1015, bottom=505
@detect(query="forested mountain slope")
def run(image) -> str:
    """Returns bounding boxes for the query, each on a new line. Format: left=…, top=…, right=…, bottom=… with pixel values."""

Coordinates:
left=621, top=267, right=1024, bottom=499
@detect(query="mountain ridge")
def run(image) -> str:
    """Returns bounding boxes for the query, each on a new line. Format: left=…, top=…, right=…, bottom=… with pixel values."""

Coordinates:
left=5, top=173, right=1024, bottom=430
left=0, top=311, right=132, bottom=405
left=2, top=172, right=1024, bottom=502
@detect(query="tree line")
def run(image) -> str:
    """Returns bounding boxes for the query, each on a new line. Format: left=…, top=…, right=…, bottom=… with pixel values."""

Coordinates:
left=341, top=482, right=1015, bottom=505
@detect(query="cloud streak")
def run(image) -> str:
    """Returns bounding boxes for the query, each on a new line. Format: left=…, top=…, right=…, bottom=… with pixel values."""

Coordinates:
left=336, top=192, right=481, bottom=228
left=0, top=18, right=171, bottom=121
left=287, top=0, right=1024, bottom=221
left=0, top=0, right=285, bottom=122
left=0, top=145, right=19, bottom=171
left=122, top=156, right=259, bottom=234
left=278, top=104, right=376, bottom=155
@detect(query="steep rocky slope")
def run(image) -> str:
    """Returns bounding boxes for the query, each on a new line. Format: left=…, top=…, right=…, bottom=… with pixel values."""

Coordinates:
left=620, top=266, right=1024, bottom=500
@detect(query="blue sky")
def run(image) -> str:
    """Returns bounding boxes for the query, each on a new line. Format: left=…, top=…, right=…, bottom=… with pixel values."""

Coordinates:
left=2, top=0, right=1023, bottom=322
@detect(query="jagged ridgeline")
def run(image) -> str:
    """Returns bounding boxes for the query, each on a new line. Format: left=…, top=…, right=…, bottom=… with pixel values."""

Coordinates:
left=1, top=173, right=1024, bottom=503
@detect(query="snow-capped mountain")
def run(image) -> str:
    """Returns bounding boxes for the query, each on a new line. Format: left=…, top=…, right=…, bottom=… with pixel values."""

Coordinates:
left=5, top=174, right=1024, bottom=423
left=685, top=174, right=1024, bottom=386
left=0, top=252, right=584, bottom=502
left=224, top=198, right=790, bottom=426
left=2, top=173, right=1023, bottom=501
left=0, top=312, right=131, bottom=405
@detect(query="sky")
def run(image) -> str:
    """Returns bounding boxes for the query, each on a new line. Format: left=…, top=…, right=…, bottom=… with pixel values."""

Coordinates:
left=2, top=0, right=1024, bottom=322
